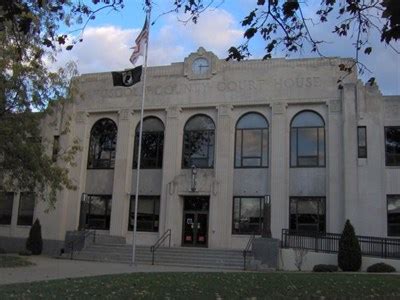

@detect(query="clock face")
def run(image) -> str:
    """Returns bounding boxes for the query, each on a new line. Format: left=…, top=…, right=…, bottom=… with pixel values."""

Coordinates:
left=192, top=57, right=210, bottom=75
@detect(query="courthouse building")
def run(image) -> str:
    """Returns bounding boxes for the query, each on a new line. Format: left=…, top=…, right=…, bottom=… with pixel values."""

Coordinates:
left=1, top=47, right=400, bottom=252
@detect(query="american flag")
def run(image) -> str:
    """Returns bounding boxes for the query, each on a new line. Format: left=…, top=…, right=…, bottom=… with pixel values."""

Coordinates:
left=129, top=15, right=149, bottom=65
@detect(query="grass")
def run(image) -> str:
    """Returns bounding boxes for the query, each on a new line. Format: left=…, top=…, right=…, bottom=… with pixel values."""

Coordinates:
left=1, top=272, right=400, bottom=299
left=0, top=255, right=34, bottom=268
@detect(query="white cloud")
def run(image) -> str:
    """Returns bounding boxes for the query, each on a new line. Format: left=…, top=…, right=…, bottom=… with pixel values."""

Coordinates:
left=53, top=8, right=243, bottom=74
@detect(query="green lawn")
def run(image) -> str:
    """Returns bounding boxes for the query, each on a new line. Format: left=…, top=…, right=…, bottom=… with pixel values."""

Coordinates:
left=1, top=272, right=400, bottom=299
left=0, top=255, right=34, bottom=268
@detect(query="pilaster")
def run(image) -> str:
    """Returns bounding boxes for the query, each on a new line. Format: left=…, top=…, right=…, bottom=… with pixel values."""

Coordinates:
left=110, top=109, right=134, bottom=236
left=342, top=84, right=359, bottom=230
left=211, top=104, right=233, bottom=248
left=66, top=111, right=89, bottom=231
left=160, top=106, right=182, bottom=246
left=270, top=103, right=289, bottom=238
left=327, top=100, right=344, bottom=233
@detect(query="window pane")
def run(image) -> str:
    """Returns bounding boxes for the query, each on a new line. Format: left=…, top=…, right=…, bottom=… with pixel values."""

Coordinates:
left=262, top=129, right=268, bottom=167
left=290, top=129, right=297, bottom=167
left=0, top=192, right=13, bottom=225
left=358, top=127, right=366, bottom=147
left=242, top=129, right=262, bottom=157
left=318, top=128, right=325, bottom=165
left=386, top=127, right=400, bottom=166
left=292, top=111, right=324, bottom=127
left=184, top=115, right=215, bottom=131
left=183, top=129, right=214, bottom=168
left=388, top=195, right=400, bottom=236
left=235, top=130, right=242, bottom=167
left=139, top=117, right=164, bottom=132
left=236, top=197, right=262, bottom=234
left=129, top=196, right=160, bottom=232
left=17, top=192, right=34, bottom=226
left=289, top=197, right=325, bottom=233
left=88, top=119, right=117, bottom=169
left=237, top=113, right=268, bottom=129
left=80, top=195, right=111, bottom=230
left=298, top=128, right=318, bottom=156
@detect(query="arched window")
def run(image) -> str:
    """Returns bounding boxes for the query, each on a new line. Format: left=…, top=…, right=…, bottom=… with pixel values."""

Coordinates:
left=290, top=111, right=325, bottom=167
left=235, top=113, right=269, bottom=168
left=133, top=117, right=164, bottom=169
left=182, top=114, right=215, bottom=168
left=88, top=118, right=117, bottom=169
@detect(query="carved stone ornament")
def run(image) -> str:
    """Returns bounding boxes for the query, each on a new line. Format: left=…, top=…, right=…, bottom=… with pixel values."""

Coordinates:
left=166, top=106, right=182, bottom=119
left=119, top=109, right=131, bottom=120
left=329, top=100, right=342, bottom=113
left=184, top=47, right=219, bottom=80
left=272, top=103, right=286, bottom=115
left=218, top=104, right=233, bottom=117
left=76, top=111, right=88, bottom=124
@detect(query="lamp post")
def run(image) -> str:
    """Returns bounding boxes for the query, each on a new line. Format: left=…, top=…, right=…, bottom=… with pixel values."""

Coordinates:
left=262, top=195, right=271, bottom=238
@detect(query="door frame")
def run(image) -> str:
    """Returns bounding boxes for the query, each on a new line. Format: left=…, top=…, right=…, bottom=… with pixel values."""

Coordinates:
left=181, top=196, right=209, bottom=247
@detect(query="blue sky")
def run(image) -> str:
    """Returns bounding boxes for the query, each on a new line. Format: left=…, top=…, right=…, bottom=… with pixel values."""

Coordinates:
left=56, top=1, right=400, bottom=95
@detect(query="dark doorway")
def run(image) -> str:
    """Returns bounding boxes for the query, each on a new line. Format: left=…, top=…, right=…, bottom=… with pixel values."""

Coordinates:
left=182, top=196, right=209, bottom=247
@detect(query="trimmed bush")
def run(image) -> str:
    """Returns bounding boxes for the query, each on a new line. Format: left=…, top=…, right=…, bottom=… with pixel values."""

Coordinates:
left=313, top=264, right=338, bottom=272
left=367, top=263, right=396, bottom=273
left=26, top=219, right=43, bottom=255
left=338, top=220, right=362, bottom=271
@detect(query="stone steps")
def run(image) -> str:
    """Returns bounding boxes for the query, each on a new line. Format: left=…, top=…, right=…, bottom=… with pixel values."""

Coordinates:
left=71, top=244, right=249, bottom=270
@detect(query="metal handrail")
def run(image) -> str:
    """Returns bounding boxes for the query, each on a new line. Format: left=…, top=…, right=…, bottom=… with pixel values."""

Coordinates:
left=281, top=229, right=400, bottom=259
left=243, top=233, right=256, bottom=270
left=150, top=229, right=171, bottom=265
left=64, top=230, right=96, bottom=259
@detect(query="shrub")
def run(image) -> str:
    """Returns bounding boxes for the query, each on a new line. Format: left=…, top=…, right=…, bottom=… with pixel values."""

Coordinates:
left=338, top=220, right=362, bottom=271
left=26, top=219, right=43, bottom=255
left=367, top=263, right=396, bottom=273
left=313, top=264, right=338, bottom=272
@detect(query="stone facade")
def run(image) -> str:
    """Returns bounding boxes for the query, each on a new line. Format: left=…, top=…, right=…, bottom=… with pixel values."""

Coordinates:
left=1, top=47, right=399, bottom=251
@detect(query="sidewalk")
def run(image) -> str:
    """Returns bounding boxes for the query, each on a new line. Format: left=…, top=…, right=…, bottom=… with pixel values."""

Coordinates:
left=0, top=256, right=235, bottom=285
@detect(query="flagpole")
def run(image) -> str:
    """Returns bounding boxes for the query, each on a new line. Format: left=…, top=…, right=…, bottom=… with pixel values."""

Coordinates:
left=132, top=4, right=151, bottom=266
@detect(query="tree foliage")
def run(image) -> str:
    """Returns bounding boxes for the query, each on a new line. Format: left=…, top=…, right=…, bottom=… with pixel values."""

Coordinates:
left=338, top=220, right=362, bottom=272
left=0, top=1, right=85, bottom=206
left=172, top=0, right=399, bottom=85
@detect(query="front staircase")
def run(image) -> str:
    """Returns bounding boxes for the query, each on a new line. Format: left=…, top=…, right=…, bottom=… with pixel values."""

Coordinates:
left=63, top=233, right=248, bottom=270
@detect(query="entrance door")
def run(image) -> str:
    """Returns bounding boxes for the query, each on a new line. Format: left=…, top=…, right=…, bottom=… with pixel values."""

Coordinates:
left=182, top=196, right=209, bottom=247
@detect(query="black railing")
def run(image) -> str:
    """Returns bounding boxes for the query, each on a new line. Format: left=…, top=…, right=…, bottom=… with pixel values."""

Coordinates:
left=281, top=229, right=400, bottom=259
left=63, top=230, right=96, bottom=259
left=243, top=233, right=256, bottom=270
left=150, top=229, right=171, bottom=265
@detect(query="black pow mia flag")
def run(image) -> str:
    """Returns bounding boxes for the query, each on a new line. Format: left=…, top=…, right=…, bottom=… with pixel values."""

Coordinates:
left=112, top=65, right=142, bottom=87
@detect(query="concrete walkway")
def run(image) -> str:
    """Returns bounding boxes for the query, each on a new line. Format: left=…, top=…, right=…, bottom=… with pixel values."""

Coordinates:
left=0, top=256, right=237, bottom=285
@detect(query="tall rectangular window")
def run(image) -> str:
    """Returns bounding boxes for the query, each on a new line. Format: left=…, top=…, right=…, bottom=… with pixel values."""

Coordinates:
left=0, top=192, right=14, bottom=225
left=79, top=195, right=112, bottom=230
left=232, top=197, right=264, bottom=235
left=388, top=195, right=400, bottom=236
left=385, top=127, right=400, bottom=166
left=357, top=126, right=367, bottom=158
left=17, top=192, right=35, bottom=226
left=289, top=197, right=326, bottom=233
left=52, top=135, right=60, bottom=162
left=128, top=196, right=160, bottom=232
